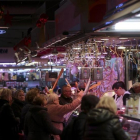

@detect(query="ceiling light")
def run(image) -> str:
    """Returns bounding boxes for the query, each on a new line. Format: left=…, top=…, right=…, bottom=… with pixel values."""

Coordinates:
left=115, top=22, right=140, bottom=30
left=0, top=30, right=6, bottom=34
left=95, top=41, right=104, bottom=42
left=73, top=47, right=81, bottom=50
left=101, top=39, right=109, bottom=41
left=119, top=38, right=128, bottom=40
left=118, top=46, right=126, bottom=49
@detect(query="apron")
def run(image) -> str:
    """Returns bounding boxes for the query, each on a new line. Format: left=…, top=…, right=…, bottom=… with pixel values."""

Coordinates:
left=114, top=91, right=130, bottom=110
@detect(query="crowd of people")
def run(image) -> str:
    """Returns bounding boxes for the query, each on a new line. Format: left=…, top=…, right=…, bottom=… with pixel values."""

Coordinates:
left=0, top=81, right=139, bottom=140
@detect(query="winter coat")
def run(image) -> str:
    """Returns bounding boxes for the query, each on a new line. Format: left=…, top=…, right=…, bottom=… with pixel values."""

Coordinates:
left=59, top=94, right=73, bottom=105
left=11, top=98, right=26, bottom=118
left=84, top=108, right=130, bottom=140
left=46, top=98, right=81, bottom=140
left=61, top=111, right=87, bottom=140
left=24, top=105, right=62, bottom=140
left=0, top=99, right=19, bottom=140
left=21, top=103, right=32, bottom=130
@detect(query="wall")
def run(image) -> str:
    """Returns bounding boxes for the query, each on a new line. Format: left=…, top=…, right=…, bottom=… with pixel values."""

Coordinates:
left=0, top=47, right=15, bottom=62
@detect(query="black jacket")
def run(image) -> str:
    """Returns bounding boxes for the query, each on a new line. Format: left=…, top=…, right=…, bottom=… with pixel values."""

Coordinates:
left=24, top=105, right=62, bottom=140
left=0, top=99, right=19, bottom=140
left=73, top=112, right=87, bottom=140
left=21, top=103, right=32, bottom=130
left=84, top=108, right=130, bottom=140
left=59, top=94, right=73, bottom=105
left=11, top=98, right=26, bottom=118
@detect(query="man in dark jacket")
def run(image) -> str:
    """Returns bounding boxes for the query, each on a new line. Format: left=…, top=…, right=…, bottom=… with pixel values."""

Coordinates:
left=61, top=94, right=100, bottom=140
left=59, top=85, right=73, bottom=105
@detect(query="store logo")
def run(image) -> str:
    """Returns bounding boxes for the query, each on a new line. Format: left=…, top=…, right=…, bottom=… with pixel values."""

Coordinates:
left=0, top=49, right=8, bottom=53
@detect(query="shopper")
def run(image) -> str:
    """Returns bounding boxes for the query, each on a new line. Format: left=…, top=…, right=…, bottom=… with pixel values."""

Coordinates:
left=46, top=90, right=84, bottom=140
left=112, top=81, right=130, bottom=110
left=21, top=88, right=40, bottom=130
left=11, top=89, right=26, bottom=118
left=129, top=82, right=140, bottom=95
left=24, top=94, right=61, bottom=140
left=59, top=85, right=73, bottom=105
left=84, top=96, right=130, bottom=140
left=61, top=94, right=100, bottom=140
left=0, top=88, right=19, bottom=140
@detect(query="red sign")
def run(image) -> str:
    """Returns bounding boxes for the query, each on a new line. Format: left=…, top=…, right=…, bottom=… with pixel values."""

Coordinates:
left=88, top=0, right=107, bottom=22
left=107, top=0, right=129, bottom=11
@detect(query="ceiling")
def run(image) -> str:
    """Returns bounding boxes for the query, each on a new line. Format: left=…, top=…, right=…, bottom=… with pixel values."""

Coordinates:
left=0, top=0, right=62, bottom=48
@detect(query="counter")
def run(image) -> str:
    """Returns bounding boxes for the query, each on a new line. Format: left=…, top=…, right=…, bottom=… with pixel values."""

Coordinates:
left=121, top=114, right=140, bottom=140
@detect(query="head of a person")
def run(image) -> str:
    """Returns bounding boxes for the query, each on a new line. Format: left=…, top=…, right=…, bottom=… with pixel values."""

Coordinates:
left=0, top=88, right=12, bottom=103
left=96, top=96, right=117, bottom=115
left=47, top=93, right=59, bottom=104
left=45, top=86, right=48, bottom=92
left=14, top=89, right=25, bottom=101
left=33, top=94, right=47, bottom=107
left=25, top=88, right=40, bottom=104
left=112, top=81, right=126, bottom=96
left=132, top=82, right=140, bottom=93
left=62, top=85, right=72, bottom=98
left=81, top=94, right=99, bottom=113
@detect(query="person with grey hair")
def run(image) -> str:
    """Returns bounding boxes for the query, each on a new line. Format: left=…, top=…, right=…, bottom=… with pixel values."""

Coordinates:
left=129, top=82, right=140, bottom=99
left=46, top=90, right=84, bottom=140
left=129, top=82, right=140, bottom=94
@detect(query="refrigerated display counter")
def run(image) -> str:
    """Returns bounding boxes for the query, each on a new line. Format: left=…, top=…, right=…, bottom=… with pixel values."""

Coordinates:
left=121, top=114, right=140, bottom=140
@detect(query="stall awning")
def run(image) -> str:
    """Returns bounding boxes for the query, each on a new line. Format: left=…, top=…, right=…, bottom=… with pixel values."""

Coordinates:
left=93, top=0, right=140, bottom=32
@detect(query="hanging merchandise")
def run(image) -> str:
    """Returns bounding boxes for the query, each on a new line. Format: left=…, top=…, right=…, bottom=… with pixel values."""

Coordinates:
left=91, top=67, right=103, bottom=81
left=0, top=6, right=4, bottom=19
left=39, top=13, right=48, bottom=24
left=36, top=20, right=42, bottom=28
left=80, top=68, right=90, bottom=79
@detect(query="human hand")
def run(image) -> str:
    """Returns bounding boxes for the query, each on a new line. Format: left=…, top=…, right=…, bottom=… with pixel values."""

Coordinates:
left=77, top=90, right=84, bottom=99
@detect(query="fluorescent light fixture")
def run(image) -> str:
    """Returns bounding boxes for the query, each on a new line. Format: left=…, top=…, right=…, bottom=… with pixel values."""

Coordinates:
left=0, top=27, right=9, bottom=29
left=115, top=21, right=140, bottom=30
left=0, top=30, right=6, bottom=34
left=135, top=13, right=140, bottom=17
left=119, top=38, right=128, bottom=40
left=101, top=39, right=109, bottom=41
left=117, top=46, right=126, bottom=49
left=132, top=8, right=140, bottom=13
left=95, top=41, right=104, bottom=42
left=73, top=47, right=81, bottom=50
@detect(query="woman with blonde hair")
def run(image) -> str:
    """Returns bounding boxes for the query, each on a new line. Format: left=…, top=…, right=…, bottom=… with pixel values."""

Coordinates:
left=84, top=96, right=130, bottom=140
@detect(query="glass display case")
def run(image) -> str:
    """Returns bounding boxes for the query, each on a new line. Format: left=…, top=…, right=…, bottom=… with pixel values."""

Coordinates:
left=121, top=114, right=140, bottom=140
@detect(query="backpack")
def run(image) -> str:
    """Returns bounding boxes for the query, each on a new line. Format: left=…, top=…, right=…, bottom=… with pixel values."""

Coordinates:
left=61, top=112, right=78, bottom=140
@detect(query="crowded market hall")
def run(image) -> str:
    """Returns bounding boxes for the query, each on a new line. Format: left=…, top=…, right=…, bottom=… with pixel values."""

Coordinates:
left=0, top=0, right=140, bottom=140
